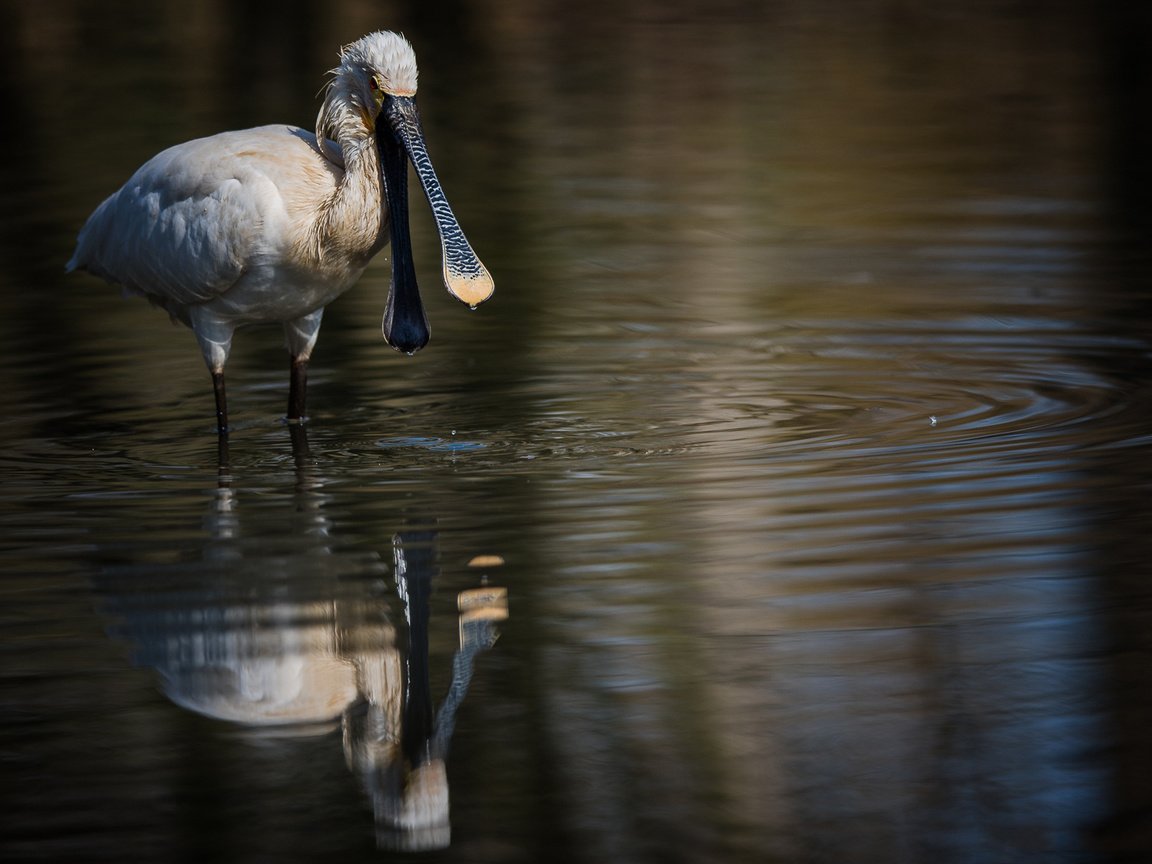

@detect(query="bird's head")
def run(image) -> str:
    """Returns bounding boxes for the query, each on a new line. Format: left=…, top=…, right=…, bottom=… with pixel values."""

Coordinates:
left=335, top=31, right=419, bottom=128
left=318, top=31, right=492, bottom=355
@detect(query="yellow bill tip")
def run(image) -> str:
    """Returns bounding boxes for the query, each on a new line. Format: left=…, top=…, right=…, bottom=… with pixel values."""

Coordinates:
left=445, top=266, right=494, bottom=308
left=467, top=554, right=505, bottom=568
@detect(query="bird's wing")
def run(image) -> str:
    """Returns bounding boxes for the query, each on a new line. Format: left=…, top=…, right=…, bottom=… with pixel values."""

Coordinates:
left=69, top=127, right=335, bottom=307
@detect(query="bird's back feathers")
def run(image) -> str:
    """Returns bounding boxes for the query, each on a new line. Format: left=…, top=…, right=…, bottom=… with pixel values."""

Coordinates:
left=68, top=125, right=346, bottom=313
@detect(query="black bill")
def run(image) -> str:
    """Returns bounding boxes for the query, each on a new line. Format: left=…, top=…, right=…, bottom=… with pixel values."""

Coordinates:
left=377, top=99, right=430, bottom=354
left=377, top=95, right=494, bottom=353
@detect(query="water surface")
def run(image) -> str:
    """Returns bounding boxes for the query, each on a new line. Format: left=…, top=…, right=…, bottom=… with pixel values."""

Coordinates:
left=3, top=2, right=1152, bottom=862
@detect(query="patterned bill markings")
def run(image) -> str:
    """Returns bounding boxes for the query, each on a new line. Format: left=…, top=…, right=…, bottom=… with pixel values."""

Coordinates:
left=386, top=97, right=495, bottom=308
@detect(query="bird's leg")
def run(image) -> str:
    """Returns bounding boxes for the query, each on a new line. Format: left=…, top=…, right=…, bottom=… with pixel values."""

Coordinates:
left=284, top=311, right=322, bottom=425
left=287, top=356, right=308, bottom=423
left=190, top=311, right=234, bottom=435
left=212, top=371, right=229, bottom=434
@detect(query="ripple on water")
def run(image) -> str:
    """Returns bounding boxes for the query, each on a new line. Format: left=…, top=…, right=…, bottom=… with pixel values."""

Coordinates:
left=660, top=315, right=1150, bottom=469
left=301, top=311, right=1152, bottom=488
left=374, top=435, right=488, bottom=453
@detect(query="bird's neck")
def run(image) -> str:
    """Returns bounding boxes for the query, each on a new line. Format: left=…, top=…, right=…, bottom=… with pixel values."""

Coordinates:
left=317, top=107, right=387, bottom=264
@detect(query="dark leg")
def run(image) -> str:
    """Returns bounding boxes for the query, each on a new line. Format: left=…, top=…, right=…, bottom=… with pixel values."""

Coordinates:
left=288, top=356, right=308, bottom=423
left=212, top=370, right=229, bottom=434
left=217, top=433, right=230, bottom=472
left=288, top=423, right=311, bottom=464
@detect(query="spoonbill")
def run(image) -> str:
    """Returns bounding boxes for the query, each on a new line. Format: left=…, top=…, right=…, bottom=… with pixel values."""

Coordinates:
left=67, top=31, right=493, bottom=432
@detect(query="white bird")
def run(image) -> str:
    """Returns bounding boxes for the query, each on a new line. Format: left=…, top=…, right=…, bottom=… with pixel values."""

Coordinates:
left=67, top=31, right=493, bottom=433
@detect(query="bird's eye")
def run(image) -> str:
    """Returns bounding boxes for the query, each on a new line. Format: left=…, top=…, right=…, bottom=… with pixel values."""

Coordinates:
left=369, top=77, right=380, bottom=92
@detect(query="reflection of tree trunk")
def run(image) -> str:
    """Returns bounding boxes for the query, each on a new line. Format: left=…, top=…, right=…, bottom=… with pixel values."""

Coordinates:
left=1100, top=2, right=1152, bottom=243
left=1093, top=4, right=1152, bottom=858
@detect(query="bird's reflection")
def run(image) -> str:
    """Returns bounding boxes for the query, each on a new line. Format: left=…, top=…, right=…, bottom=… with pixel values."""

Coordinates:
left=99, top=427, right=507, bottom=851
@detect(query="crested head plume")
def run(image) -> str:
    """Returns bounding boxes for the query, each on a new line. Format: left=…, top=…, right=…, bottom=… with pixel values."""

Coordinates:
left=317, top=31, right=419, bottom=145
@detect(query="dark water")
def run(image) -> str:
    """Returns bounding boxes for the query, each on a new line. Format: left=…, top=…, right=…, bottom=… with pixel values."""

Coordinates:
left=3, top=1, right=1152, bottom=862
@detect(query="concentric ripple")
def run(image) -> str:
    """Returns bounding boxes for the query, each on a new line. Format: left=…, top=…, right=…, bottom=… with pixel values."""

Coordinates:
left=659, top=317, right=1152, bottom=468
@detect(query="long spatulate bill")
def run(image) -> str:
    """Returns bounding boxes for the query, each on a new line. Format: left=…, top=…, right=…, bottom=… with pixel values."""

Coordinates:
left=384, top=96, right=495, bottom=308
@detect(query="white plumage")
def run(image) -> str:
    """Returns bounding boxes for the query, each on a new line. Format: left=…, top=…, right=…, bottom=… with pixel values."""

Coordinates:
left=68, top=31, right=492, bottom=432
